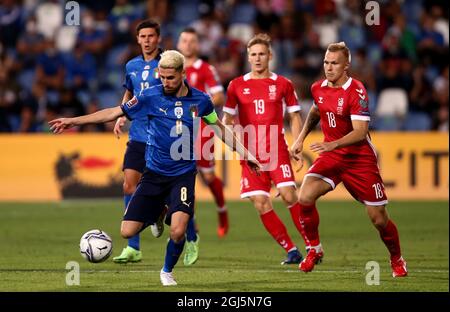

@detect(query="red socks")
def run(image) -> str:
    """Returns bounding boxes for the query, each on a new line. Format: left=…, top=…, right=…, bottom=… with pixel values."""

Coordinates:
left=208, top=176, right=225, bottom=209
left=378, top=219, right=402, bottom=261
left=288, top=202, right=310, bottom=246
left=260, top=209, right=295, bottom=252
left=298, top=203, right=320, bottom=246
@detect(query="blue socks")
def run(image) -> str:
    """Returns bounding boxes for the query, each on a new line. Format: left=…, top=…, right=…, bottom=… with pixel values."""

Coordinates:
left=186, top=217, right=197, bottom=242
left=163, top=238, right=185, bottom=272
left=125, top=194, right=140, bottom=250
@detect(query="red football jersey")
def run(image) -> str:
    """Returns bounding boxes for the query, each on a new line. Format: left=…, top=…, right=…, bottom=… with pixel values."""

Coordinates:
left=224, top=72, right=301, bottom=162
left=311, top=77, right=376, bottom=158
left=185, top=59, right=223, bottom=95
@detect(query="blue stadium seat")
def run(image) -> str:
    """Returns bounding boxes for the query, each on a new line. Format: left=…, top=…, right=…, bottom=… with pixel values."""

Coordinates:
left=105, top=44, right=128, bottom=71
left=229, top=3, right=256, bottom=24
left=172, top=1, right=199, bottom=25
left=17, top=69, right=35, bottom=92
left=96, top=89, right=120, bottom=110
left=403, top=112, right=432, bottom=131
left=374, top=88, right=409, bottom=131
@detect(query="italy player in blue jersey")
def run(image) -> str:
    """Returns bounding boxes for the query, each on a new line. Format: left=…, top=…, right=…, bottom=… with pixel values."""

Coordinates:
left=112, top=19, right=163, bottom=264
left=49, top=50, right=260, bottom=286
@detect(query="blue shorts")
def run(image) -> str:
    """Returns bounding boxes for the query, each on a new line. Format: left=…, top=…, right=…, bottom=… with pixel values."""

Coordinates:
left=123, top=168, right=197, bottom=227
left=122, top=140, right=146, bottom=173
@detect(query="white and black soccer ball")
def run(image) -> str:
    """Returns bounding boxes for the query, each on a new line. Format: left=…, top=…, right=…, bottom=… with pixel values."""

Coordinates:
left=80, top=229, right=113, bottom=263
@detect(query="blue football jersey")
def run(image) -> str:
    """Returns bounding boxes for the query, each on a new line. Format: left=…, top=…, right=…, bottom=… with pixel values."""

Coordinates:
left=123, top=53, right=161, bottom=142
left=121, top=84, right=216, bottom=176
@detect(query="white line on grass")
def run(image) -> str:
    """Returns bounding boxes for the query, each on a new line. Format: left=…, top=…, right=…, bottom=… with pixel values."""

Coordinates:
left=3, top=268, right=447, bottom=274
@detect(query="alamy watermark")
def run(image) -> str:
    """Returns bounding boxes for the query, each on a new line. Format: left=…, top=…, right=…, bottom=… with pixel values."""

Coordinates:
left=64, top=1, right=80, bottom=26
left=365, top=1, right=380, bottom=26
left=169, top=122, right=281, bottom=171
left=365, top=261, right=380, bottom=285
left=66, top=260, right=80, bottom=286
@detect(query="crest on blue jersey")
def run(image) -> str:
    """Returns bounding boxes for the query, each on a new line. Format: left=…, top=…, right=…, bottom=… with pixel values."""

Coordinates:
left=174, top=107, right=183, bottom=119
left=189, top=105, right=198, bottom=118
left=142, top=70, right=149, bottom=81
left=153, top=68, right=159, bottom=79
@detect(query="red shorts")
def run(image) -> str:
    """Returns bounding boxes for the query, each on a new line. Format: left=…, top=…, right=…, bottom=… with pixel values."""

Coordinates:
left=240, top=150, right=296, bottom=198
left=195, top=119, right=215, bottom=172
left=305, top=153, right=388, bottom=205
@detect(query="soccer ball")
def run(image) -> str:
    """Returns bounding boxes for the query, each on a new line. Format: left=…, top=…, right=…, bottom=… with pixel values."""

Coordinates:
left=80, top=229, right=113, bottom=263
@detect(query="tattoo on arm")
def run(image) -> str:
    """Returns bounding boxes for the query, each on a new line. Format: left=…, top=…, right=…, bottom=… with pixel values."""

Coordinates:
left=303, top=110, right=321, bottom=135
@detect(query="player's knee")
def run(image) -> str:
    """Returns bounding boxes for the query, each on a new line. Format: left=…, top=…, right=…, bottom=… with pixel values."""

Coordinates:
left=253, top=197, right=271, bottom=214
left=120, top=227, right=136, bottom=239
left=280, top=190, right=298, bottom=206
left=367, top=205, right=388, bottom=229
left=298, top=193, right=316, bottom=206
left=123, top=181, right=136, bottom=195
left=201, top=171, right=215, bottom=184
left=170, top=227, right=185, bottom=242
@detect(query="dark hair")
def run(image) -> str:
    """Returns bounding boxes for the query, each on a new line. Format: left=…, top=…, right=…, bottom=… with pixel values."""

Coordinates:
left=180, top=27, right=198, bottom=36
left=136, top=19, right=160, bottom=36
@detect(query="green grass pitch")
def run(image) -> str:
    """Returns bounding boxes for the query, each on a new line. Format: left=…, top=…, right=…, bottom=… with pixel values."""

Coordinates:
left=0, top=200, right=447, bottom=292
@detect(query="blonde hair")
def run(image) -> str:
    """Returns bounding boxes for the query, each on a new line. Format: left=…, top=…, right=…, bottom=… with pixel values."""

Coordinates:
left=159, top=50, right=185, bottom=71
left=247, top=33, right=271, bottom=51
left=327, top=41, right=351, bottom=63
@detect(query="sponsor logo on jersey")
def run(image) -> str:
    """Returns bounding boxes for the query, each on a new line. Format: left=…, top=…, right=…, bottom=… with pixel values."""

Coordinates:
left=243, top=88, right=250, bottom=95
left=318, top=96, right=324, bottom=104
left=159, top=107, right=168, bottom=115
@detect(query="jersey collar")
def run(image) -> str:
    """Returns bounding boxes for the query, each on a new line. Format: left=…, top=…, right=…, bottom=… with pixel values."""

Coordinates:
left=243, top=72, right=278, bottom=81
left=321, top=77, right=353, bottom=90
left=140, top=48, right=163, bottom=62
left=193, top=59, right=203, bottom=69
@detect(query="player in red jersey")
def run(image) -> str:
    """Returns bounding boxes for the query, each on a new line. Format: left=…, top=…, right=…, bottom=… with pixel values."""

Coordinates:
left=177, top=27, right=228, bottom=266
left=291, top=42, right=407, bottom=277
left=223, top=34, right=308, bottom=264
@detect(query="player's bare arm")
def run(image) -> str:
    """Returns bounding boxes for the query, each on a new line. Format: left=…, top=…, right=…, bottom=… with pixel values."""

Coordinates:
left=222, top=112, right=235, bottom=126
left=290, top=106, right=320, bottom=167
left=114, top=89, right=133, bottom=138
left=49, top=106, right=124, bottom=134
left=211, top=117, right=261, bottom=173
left=310, top=119, right=369, bottom=154
left=210, top=91, right=225, bottom=107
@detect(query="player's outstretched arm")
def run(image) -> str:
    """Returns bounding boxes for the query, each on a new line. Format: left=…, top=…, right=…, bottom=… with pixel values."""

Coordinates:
left=310, top=119, right=369, bottom=154
left=113, top=90, right=133, bottom=138
left=212, top=118, right=261, bottom=173
left=49, top=106, right=124, bottom=134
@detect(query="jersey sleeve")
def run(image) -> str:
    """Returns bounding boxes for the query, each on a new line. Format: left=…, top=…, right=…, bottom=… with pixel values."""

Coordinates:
left=198, top=96, right=215, bottom=118
left=120, top=92, right=150, bottom=120
left=123, top=63, right=134, bottom=92
left=311, top=83, right=318, bottom=109
left=224, top=80, right=238, bottom=115
left=204, top=65, right=224, bottom=95
left=350, top=84, right=370, bottom=121
left=284, top=79, right=301, bottom=113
